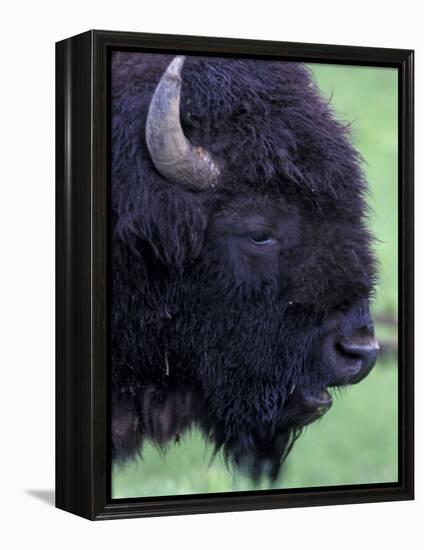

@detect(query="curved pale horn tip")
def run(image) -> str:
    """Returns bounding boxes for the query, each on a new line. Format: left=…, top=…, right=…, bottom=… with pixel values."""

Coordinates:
left=166, top=55, right=186, bottom=80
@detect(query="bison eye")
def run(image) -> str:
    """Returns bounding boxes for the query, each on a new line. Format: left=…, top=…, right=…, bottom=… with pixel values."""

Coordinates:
left=248, top=233, right=276, bottom=246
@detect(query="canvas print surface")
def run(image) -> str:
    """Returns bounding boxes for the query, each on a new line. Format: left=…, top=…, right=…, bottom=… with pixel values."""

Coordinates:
left=110, top=52, right=398, bottom=498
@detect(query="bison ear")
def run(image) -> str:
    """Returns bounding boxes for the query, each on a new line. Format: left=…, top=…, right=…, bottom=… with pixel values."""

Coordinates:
left=134, top=183, right=208, bottom=268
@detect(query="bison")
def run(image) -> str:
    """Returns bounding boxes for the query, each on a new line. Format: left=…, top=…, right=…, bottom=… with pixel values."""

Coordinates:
left=111, top=52, right=379, bottom=481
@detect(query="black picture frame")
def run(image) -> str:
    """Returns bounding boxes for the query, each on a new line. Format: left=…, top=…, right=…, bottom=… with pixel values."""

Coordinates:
left=55, top=29, right=414, bottom=520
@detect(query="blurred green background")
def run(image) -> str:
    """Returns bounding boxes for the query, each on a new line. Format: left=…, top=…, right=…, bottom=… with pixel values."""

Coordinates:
left=112, top=64, right=398, bottom=499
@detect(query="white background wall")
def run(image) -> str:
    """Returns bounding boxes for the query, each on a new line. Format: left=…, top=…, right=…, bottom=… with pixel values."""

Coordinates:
left=0, top=1, right=421, bottom=548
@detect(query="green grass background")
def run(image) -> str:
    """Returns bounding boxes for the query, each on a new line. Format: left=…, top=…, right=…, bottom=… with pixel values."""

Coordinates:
left=112, top=64, right=398, bottom=499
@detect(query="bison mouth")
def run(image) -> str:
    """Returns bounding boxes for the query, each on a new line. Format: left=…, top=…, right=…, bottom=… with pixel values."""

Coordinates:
left=290, top=388, right=334, bottom=428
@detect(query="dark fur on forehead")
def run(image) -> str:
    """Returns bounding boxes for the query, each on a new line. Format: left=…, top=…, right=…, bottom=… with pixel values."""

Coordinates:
left=180, top=57, right=367, bottom=214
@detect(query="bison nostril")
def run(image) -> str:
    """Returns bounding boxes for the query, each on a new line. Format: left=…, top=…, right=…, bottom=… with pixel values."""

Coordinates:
left=334, top=337, right=380, bottom=384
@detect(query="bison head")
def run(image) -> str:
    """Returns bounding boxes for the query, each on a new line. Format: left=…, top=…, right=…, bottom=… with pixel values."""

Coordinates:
left=111, top=54, right=379, bottom=481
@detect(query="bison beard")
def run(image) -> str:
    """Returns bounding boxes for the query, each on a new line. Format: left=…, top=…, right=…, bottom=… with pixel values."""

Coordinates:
left=111, top=53, right=378, bottom=481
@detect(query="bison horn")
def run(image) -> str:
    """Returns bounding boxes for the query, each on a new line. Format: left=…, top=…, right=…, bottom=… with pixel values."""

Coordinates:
left=146, top=55, right=220, bottom=190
